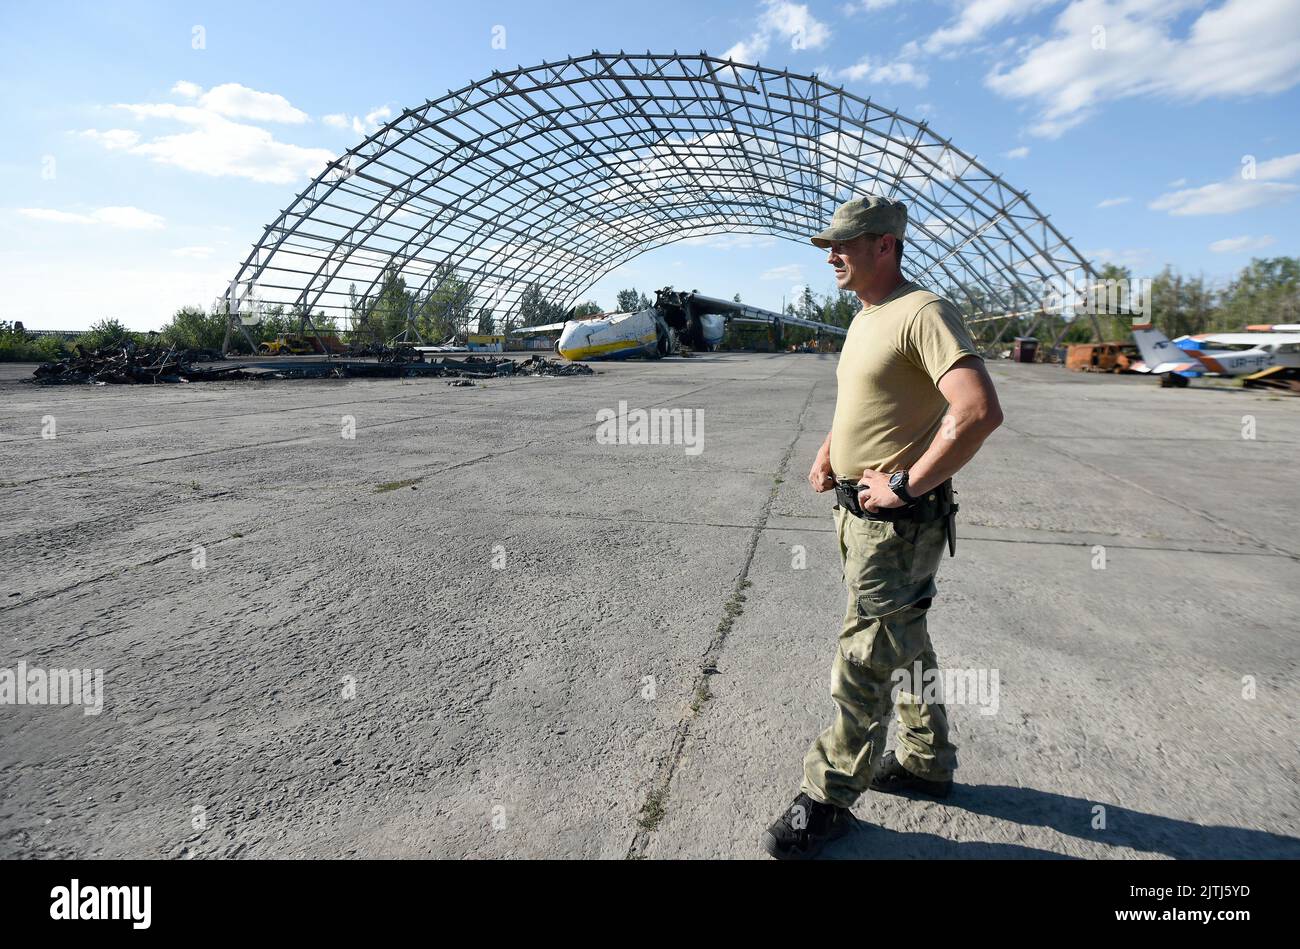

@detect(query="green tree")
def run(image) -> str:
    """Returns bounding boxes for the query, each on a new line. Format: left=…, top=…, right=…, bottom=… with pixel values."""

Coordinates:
left=516, top=282, right=566, bottom=328
left=76, top=318, right=137, bottom=351
left=418, top=262, right=474, bottom=341
left=795, top=285, right=819, bottom=322
left=158, top=305, right=228, bottom=351
left=0, top=322, right=68, bottom=361
left=1218, top=257, right=1300, bottom=328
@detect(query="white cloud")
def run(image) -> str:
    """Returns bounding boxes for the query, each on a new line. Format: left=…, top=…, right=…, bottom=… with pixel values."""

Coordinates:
left=678, top=233, right=777, bottom=249
left=724, top=36, right=770, bottom=62
left=364, top=106, right=392, bottom=127
left=594, top=131, right=792, bottom=211
left=1152, top=181, right=1300, bottom=215
left=196, top=83, right=309, bottom=124
left=1209, top=235, right=1275, bottom=254
left=1167, top=177, right=1187, bottom=187
left=724, top=0, right=830, bottom=61
left=830, top=56, right=929, bottom=87
left=1096, top=196, right=1130, bottom=207
left=1256, top=153, right=1300, bottom=180
left=171, top=245, right=215, bottom=259
left=322, top=106, right=393, bottom=137
left=18, top=205, right=166, bottom=229
left=845, top=0, right=904, bottom=12
left=171, top=80, right=202, bottom=99
left=1150, top=152, right=1300, bottom=216
left=125, top=112, right=333, bottom=184
left=926, top=0, right=1055, bottom=53
left=1082, top=246, right=1152, bottom=268
left=1004, top=146, right=1030, bottom=158
left=80, top=128, right=140, bottom=150
left=81, top=85, right=335, bottom=185
left=988, top=0, right=1300, bottom=138
left=762, top=0, right=830, bottom=49
left=763, top=264, right=805, bottom=280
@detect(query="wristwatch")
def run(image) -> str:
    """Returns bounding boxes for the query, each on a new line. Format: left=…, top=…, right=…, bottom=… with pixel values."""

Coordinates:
left=888, top=470, right=916, bottom=504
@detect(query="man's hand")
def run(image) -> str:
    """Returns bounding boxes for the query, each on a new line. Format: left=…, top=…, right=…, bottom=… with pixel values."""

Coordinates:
left=856, top=468, right=905, bottom=512
left=808, top=453, right=835, bottom=492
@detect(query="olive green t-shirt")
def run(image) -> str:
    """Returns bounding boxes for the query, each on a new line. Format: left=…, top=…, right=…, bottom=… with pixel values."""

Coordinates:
left=830, top=280, right=982, bottom=479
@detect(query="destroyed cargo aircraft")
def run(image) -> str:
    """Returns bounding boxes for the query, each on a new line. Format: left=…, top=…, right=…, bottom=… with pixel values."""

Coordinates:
left=512, top=287, right=848, bottom=361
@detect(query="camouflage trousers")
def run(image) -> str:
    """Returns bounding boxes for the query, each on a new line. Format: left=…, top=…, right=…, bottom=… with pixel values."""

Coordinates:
left=801, top=503, right=959, bottom=808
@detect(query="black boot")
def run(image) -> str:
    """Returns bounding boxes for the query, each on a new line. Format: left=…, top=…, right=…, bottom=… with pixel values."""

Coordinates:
left=762, top=792, right=853, bottom=860
left=870, top=751, right=953, bottom=798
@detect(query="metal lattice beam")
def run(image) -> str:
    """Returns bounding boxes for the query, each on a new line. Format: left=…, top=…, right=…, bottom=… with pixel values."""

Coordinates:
left=225, top=51, right=1097, bottom=349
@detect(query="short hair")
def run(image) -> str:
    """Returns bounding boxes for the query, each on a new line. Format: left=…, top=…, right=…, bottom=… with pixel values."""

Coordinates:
left=862, top=232, right=904, bottom=266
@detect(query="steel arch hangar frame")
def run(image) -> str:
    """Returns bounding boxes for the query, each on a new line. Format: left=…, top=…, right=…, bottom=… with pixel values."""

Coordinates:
left=223, top=51, right=1100, bottom=353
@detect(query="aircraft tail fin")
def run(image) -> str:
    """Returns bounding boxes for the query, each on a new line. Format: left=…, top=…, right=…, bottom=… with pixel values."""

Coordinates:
left=1131, top=325, right=1197, bottom=374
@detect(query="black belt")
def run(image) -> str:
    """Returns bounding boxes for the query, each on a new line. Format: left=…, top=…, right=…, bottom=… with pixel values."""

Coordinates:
left=834, top=478, right=959, bottom=556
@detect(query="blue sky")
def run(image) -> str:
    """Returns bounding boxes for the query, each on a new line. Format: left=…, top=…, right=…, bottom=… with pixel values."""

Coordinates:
left=1, top=0, right=1297, bottom=330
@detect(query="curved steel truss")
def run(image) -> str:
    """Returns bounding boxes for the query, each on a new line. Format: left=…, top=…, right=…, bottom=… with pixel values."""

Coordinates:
left=226, top=51, right=1097, bottom=348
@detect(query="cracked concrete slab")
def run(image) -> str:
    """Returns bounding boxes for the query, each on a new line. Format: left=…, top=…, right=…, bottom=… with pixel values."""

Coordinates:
left=0, top=355, right=1296, bottom=859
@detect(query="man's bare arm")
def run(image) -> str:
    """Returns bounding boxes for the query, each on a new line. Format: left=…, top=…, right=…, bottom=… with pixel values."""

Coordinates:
left=856, top=356, right=1002, bottom=510
left=808, top=429, right=834, bottom=492
left=907, top=357, right=1002, bottom=495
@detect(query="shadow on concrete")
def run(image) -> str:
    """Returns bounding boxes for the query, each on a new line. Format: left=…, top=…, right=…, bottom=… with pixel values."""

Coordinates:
left=824, top=819, right=1077, bottom=859
left=828, top=783, right=1300, bottom=859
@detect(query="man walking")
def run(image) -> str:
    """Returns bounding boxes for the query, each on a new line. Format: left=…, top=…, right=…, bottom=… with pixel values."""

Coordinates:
left=763, top=195, right=1004, bottom=859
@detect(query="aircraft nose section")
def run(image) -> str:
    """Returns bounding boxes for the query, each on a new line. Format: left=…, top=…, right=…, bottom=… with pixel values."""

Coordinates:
left=557, top=321, right=586, bottom=360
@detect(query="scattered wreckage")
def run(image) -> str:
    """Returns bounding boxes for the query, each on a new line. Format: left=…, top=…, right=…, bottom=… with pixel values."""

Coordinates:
left=28, top=343, right=594, bottom=385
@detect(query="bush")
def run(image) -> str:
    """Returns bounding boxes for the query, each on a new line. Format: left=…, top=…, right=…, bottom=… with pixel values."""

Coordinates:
left=0, top=322, right=70, bottom=362
left=158, top=306, right=227, bottom=351
left=74, top=318, right=139, bottom=352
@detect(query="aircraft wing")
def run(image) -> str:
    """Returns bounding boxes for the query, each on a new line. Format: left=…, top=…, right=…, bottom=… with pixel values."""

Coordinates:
left=775, top=314, right=849, bottom=336
left=511, top=322, right=568, bottom=335
left=724, top=313, right=847, bottom=336
left=1192, top=333, right=1300, bottom=347
left=656, top=288, right=847, bottom=337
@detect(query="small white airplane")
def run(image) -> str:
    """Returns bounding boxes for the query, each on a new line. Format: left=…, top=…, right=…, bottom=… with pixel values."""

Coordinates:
left=1131, top=322, right=1300, bottom=382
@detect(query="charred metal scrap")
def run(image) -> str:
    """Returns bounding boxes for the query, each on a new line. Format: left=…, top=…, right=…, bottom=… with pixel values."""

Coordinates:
left=30, top=343, right=237, bottom=385
left=29, top=347, right=593, bottom=385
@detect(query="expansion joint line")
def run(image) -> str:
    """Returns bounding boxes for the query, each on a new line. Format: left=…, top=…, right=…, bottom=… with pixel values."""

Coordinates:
left=626, top=379, right=820, bottom=858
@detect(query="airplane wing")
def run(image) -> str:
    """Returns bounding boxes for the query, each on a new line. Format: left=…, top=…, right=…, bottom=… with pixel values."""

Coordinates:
left=511, top=322, right=568, bottom=335
left=1193, top=333, right=1300, bottom=347
left=721, top=313, right=848, bottom=335
left=773, top=314, right=849, bottom=336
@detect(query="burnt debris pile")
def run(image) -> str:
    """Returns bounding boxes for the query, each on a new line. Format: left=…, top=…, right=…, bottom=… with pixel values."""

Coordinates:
left=29, top=347, right=594, bottom=385
left=31, top=344, right=232, bottom=385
